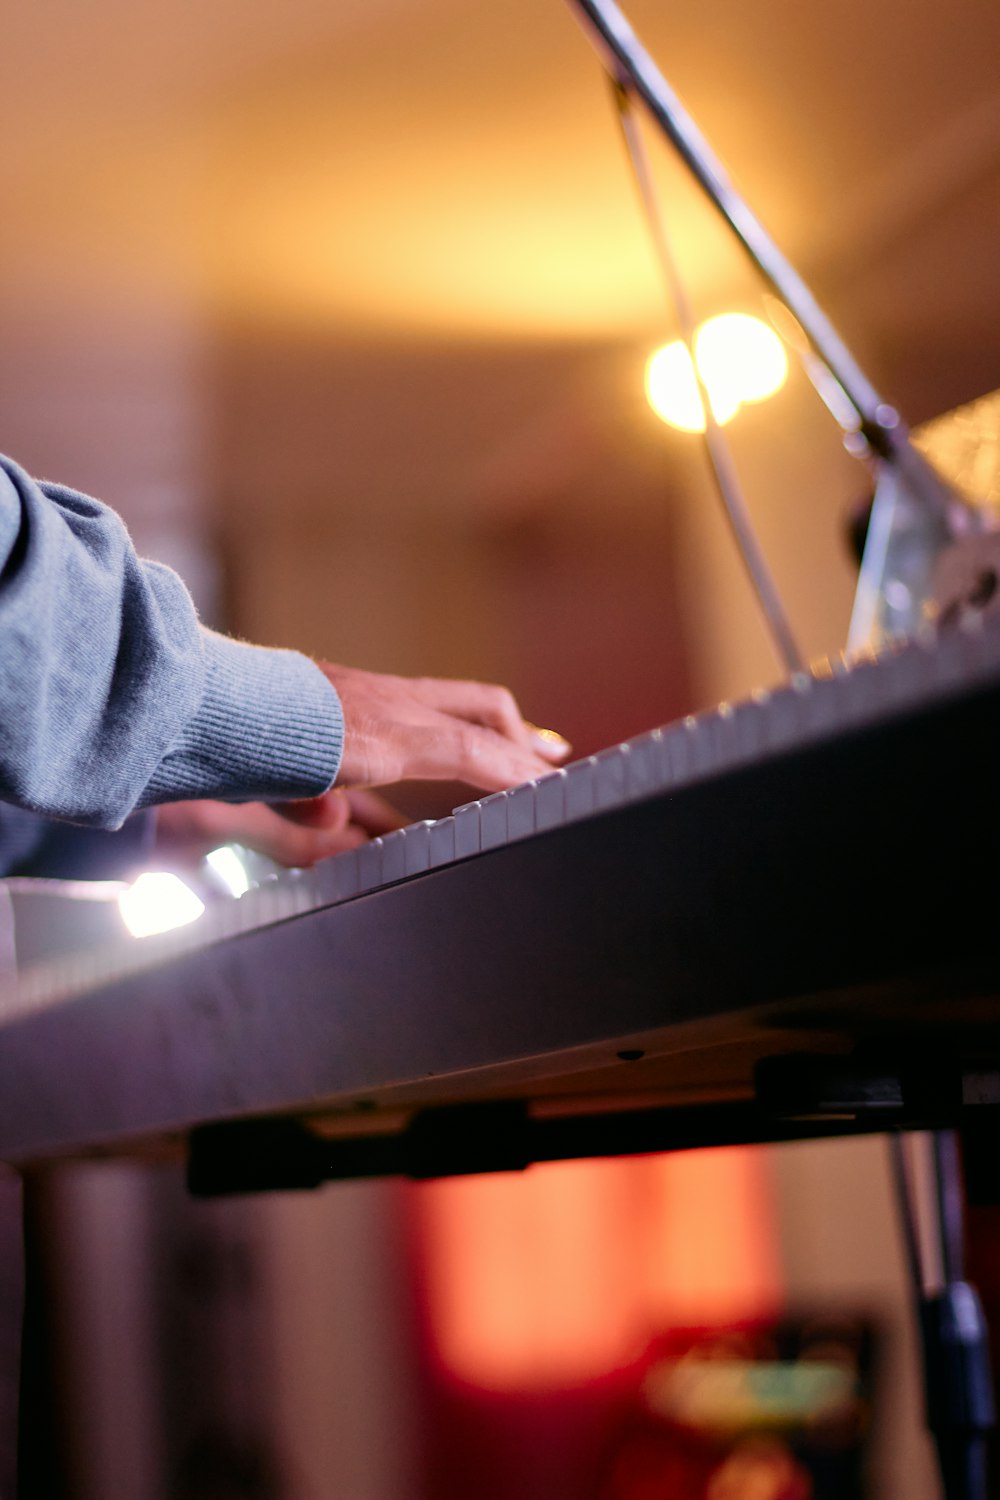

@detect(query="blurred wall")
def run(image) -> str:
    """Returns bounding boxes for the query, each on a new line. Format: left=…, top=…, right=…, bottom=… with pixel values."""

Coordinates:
left=3, top=1, right=992, bottom=1485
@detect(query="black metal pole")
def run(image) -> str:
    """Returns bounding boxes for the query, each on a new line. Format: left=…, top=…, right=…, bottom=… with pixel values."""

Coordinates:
left=891, top=1133, right=994, bottom=1500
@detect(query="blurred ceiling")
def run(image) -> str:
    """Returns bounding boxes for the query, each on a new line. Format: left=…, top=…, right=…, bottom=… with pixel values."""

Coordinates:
left=3, top=0, right=999, bottom=419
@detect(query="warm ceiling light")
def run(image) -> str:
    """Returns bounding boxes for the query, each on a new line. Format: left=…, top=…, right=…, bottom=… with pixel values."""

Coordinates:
left=646, top=313, right=789, bottom=433
left=646, top=340, right=740, bottom=432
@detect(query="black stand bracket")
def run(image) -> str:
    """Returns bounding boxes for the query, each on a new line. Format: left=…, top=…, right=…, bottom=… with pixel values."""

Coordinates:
left=187, top=1046, right=999, bottom=1499
left=187, top=1046, right=1000, bottom=1197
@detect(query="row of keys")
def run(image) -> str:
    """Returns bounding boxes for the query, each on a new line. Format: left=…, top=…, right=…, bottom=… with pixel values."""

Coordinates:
left=298, top=611, right=999, bottom=905
left=5, top=611, right=998, bottom=1022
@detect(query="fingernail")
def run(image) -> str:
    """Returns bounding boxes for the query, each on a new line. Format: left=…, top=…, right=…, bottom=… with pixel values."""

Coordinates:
left=529, top=725, right=571, bottom=759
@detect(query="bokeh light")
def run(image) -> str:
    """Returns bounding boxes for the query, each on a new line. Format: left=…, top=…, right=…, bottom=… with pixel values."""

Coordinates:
left=118, top=871, right=205, bottom=938
left=646, top=313, right=789, bottom=432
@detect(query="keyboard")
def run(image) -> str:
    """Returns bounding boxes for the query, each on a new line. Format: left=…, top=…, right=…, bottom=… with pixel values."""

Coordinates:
left=1, top=612, right=999, bottom=1166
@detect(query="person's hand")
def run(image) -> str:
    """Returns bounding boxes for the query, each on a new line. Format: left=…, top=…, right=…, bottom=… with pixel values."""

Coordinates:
left=320, top=663, right=570, bottom=793
left=155, top=788, right=406, bottom=869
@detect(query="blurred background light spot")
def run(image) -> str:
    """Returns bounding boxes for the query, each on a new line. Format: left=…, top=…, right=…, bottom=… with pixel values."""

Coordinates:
left=118, top=871, right=206, bottom=938
left=205, top=844, right=251, bottom=898
left=646, top=313, right=789, bottom=432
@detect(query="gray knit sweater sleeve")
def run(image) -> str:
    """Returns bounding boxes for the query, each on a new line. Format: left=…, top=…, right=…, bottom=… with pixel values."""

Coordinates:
left=0, top=455, right=344, bottom=828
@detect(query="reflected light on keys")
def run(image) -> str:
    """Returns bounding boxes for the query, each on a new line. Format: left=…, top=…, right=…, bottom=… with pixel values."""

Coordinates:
left=646, top=313, right=788, bottom=433
left=205, top=845, right=251, bottom=898
left=118, top=872, right=206, bottom=939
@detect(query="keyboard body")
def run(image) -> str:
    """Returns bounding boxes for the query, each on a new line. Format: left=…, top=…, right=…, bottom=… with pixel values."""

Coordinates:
left=1, top=618, right=999, bottom=1167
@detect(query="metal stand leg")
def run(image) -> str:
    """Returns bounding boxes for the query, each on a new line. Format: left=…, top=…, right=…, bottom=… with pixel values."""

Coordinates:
left=890, top=1132, right=995, bottom=1500
left=0, top=1170, right=23, bottom=1500
left=17, top=1171, right=67, bottom=1500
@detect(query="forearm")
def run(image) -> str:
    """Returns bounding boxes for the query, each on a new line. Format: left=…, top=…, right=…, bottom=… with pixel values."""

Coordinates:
left=0, top=456, right=343, bottom=827
left=139, top=629, right=343, bottom=811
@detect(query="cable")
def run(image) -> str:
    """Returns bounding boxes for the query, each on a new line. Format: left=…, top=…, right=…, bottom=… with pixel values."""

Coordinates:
left=611, top=81, right=804, bottom=677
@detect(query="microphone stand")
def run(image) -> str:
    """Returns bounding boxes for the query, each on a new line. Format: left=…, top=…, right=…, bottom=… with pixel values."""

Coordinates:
left=564, top=0, right=985, bottom=652
left=890, top=1133, right=994, bottom=1500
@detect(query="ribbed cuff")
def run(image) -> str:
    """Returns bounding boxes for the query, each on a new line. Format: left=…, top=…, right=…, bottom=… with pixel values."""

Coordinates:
left=141, top=630, right=343, bottom=807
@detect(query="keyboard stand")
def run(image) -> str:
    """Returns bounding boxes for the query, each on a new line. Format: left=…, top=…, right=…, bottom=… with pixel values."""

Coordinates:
left=185, top=1045, right=1000, bottom=1500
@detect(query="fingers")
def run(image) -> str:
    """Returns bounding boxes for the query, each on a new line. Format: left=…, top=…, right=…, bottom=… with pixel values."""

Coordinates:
left=350, top=717, right=548, bottom=794
left=155, top=800, right=242, bottom=858
left=524, top=722, right=573, bottom=763
left=240, top=796, right=413, bottom=865
left=156, top=797, right=370, bottom=870
left=230, top=806, right=368, bottom=867
left=412, top=679, right=527, bottom=741
left=410, top=678, right=571, bottom=763
left=415, top=719, right=558, bottom=793
left=320, top=661, right=571, bottom=794
left=272, top=788, right=406, bottom=841
left=341, top=788, right=408, bottom=836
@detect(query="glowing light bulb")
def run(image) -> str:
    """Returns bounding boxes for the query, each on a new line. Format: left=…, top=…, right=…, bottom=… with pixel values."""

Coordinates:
left=646, top=342, right=740, bottom=432
left=646, top=313, right=788, bottom=432
left=118, top=871, right=205, bottom=939
left=696, top=313, right=788, bottom=407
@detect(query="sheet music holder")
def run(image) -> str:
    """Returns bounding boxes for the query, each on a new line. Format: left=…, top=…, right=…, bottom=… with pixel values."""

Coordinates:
left=566, top=0, right=987, bottom=652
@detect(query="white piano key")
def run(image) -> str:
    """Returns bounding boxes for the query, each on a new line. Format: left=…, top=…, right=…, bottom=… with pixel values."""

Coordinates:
left=335, top=848, right=362, bottom=901
left=403, top=820, right=433, bottom=876
left=281, top=868, right=313, bottom=916
left=653, top=723, right=677, bottom=792
left=231, top=889, right=256, bottom=934
left=788, top=674, right=821, bottom=744
left=252, top=883, right=281, bottom=924
left=453, top=801, right=482, bottom=857
left=623, top=729, right=662, bottom=798
left=234, top=892, right=264, bottom=932
left=761, top=681, right=809, bottom=753
left=593, top=744, right=629, bottom=810
left=505, top=781, right=537, bottom=841
left=428, top=817, right=457, bottom=867
left=729, top=698, right=767, bottom=763
left=195, top=898, right=227, bottom=944
left=798, top=673, right=843, bottom=740
left=710, top=701, right=743, bottom=772
left=356, top=837, right=384, bottom=894
left=479, top=791, right=509, bottom=850
left=688, top=713, right=722, bottom=780
left=564, top=757, right=597, bottom=821
left=837, top=653, right=884, bottom=730
left=666, top=718, right=697, bottom=784
left=312, top=848, right=358, bottom=905
left=380, top=830, right=407, bottom=884
left=300, top=866, right=327, bottom=912
left=534, top=769, right=566, bottom=831
left=682, top=713, right=713, bottom=780
left=882, top=632, right=939, bottom=710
